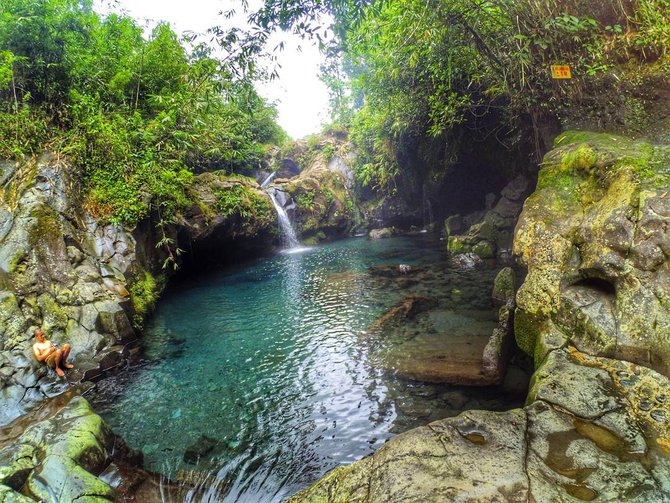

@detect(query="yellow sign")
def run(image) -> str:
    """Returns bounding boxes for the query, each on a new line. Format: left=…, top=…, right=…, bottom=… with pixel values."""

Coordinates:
left=551, top=65, right=572, bottom=79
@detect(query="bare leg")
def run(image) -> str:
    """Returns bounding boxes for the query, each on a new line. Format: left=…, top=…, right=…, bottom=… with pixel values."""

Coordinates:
left=54, top=349, right=65, bottom=377
left=61, top=344, right=73, bottom=369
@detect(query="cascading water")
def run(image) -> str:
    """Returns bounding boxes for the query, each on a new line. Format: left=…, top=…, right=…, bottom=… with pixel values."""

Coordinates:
left=266, top=187, right=301, bottom=249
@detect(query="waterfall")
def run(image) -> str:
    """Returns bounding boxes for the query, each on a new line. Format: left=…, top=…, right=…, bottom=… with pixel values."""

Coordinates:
left=260, top=171, right=277, bottom=189
left=267, top=187, right=301, bottom=249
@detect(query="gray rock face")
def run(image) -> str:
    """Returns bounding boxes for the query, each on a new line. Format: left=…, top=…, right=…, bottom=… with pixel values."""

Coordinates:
left=0, top=155, right=141, bottom=426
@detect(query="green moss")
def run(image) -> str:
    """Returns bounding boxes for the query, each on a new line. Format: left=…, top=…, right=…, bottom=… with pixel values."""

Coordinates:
left=492, top=267, right=516, bottom=302
left=472, top=240, right=495, bottom=259
left=28, top=205, right=61, bottom=249
left=514, top=308, right=543, bottom=357
left=561, top=145, right=598, bottom=173
left=295, top=189, right=316, bottom=211
left=37, top=294, right=69, bottom=333
left=129, top=270, right=161, bottom=328
left=7, top=250, right=26, bottom=274
left=447, top=235, right=470, bottom=255
left=536, top=165, right=581, bottom=194
left=215, top=183, right=274, bottom=226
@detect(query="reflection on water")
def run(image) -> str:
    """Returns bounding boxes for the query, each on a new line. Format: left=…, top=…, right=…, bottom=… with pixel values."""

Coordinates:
left=88, top=236, right=528, bottom=502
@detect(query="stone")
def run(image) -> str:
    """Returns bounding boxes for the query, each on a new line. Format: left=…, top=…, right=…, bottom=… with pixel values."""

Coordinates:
left=367, top=294, right=438, bottom=333
left=93, top=300, right=135, bottom=343
left=0, top=292, right=28, bottom=351
left=443, top=214, right=462, bottom=237
left=369, top=227, right=394, bottom=239
left=492, top=267, right=516, bottom=306
left=0, top=484, right=34, bottom=502
left=292, top=348, right=670, bottom=502
left=0, top=396, right=117, bottom=502
left=514, top=132, right=670, bottom=374
left=183, top=434, right=222, bottom=465
left=471, top=240, right=495, bottom=259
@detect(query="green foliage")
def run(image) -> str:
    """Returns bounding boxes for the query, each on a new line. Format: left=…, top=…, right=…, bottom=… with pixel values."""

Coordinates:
left=286, top=0, right=670, bottom=193
left=0, top=0, right=286, bottom=228
left=129, top=269, right=160, bottom=328
left=295, top=189, right=316, bottom=211
left=216, top=183, right=274, bottom=223
left=322, top=144, right=335, bottom=161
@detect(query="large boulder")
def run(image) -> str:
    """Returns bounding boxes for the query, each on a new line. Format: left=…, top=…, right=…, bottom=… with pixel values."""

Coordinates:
left=289, top=347, right=670, bottom=502
left=0, top=155, right=141, bottom=426
left=513, top=131, right=670, bottom=372
left=278, top=142, right=359, bottom=244
left=0, top=394, right=201, bottom=503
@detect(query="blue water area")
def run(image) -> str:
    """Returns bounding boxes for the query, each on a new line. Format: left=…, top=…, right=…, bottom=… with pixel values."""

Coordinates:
left=89, top=235, right=527, bottom=502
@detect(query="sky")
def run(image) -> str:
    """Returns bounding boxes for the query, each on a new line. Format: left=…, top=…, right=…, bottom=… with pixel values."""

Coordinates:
left=92, top=0, right=331, bottom=139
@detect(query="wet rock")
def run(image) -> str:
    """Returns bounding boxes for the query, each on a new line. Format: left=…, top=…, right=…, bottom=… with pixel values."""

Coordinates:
left=369, top=227, right=395, bottom=240
left=0, top=396, right=116, bottom=502
left=449, top=252, right=482, bottom=270
left=481, top=303, right=514, bottom=384
left=291, top=348, right=670, bottom=502
left=492, top=267, right=516, bottom=306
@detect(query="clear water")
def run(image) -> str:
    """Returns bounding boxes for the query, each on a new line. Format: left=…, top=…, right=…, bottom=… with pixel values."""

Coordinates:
left=89, top=236, right=528, bottom=502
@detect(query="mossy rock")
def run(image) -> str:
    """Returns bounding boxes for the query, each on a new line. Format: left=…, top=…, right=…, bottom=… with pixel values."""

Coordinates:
left=513, top=130, right=670, bottom=369
left=443, top=214, right=462, bottom=237
left=2, top=397, right=116, bottom=503
left=447, top=235, right=470, bottom=255
left=492, top=267, right=516, bottom=305
left=0, top=484, right=34, bottom=503
left=472, top=240, right=495, bottom=259
left=0, top=291, right=28, bottom=350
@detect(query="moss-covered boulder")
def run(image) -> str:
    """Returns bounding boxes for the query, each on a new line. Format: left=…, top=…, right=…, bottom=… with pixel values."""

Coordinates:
left=0, top=396, right=116, bottom=502
left=514, top=131, right=670, bottom=373
left=277, top=146, right=358, bottom=243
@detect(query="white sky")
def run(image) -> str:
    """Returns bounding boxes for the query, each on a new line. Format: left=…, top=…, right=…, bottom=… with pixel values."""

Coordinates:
left=92, top=0, right=331, bottom=139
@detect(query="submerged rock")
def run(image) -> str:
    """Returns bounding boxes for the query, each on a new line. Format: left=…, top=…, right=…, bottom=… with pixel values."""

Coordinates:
left=367, top=294, right=438, bottom=333
left=183, top=434, right=222, bottom=465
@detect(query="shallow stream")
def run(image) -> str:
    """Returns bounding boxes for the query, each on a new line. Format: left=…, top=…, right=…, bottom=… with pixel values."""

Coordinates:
left=89, top=235, right=528, bottom=502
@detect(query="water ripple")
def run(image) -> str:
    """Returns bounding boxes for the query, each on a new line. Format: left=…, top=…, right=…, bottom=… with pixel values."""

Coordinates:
left=88, top=236, right=528, bottom=502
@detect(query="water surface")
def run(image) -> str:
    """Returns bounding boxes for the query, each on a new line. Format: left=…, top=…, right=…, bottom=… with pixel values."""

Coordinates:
left=89, top=236, right=527, bottom=502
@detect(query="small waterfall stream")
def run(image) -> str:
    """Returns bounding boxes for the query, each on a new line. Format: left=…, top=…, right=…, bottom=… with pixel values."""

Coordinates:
left=266, top=187, right=301, bottom=249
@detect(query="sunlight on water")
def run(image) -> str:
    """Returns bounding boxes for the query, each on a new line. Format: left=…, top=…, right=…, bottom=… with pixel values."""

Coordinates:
left=89, top=236, right=527, bottom=502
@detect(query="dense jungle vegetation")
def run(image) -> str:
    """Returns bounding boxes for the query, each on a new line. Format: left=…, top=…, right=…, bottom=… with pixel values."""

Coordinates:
left=256, top=0, right=670, bottom=193
left=0, top=0, right=287, bottom=225
left=1, top=0, right=669, bottom=224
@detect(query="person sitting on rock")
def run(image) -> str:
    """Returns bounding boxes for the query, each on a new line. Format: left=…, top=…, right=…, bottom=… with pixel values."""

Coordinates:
left=32, top=328, right=73, bottom=377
